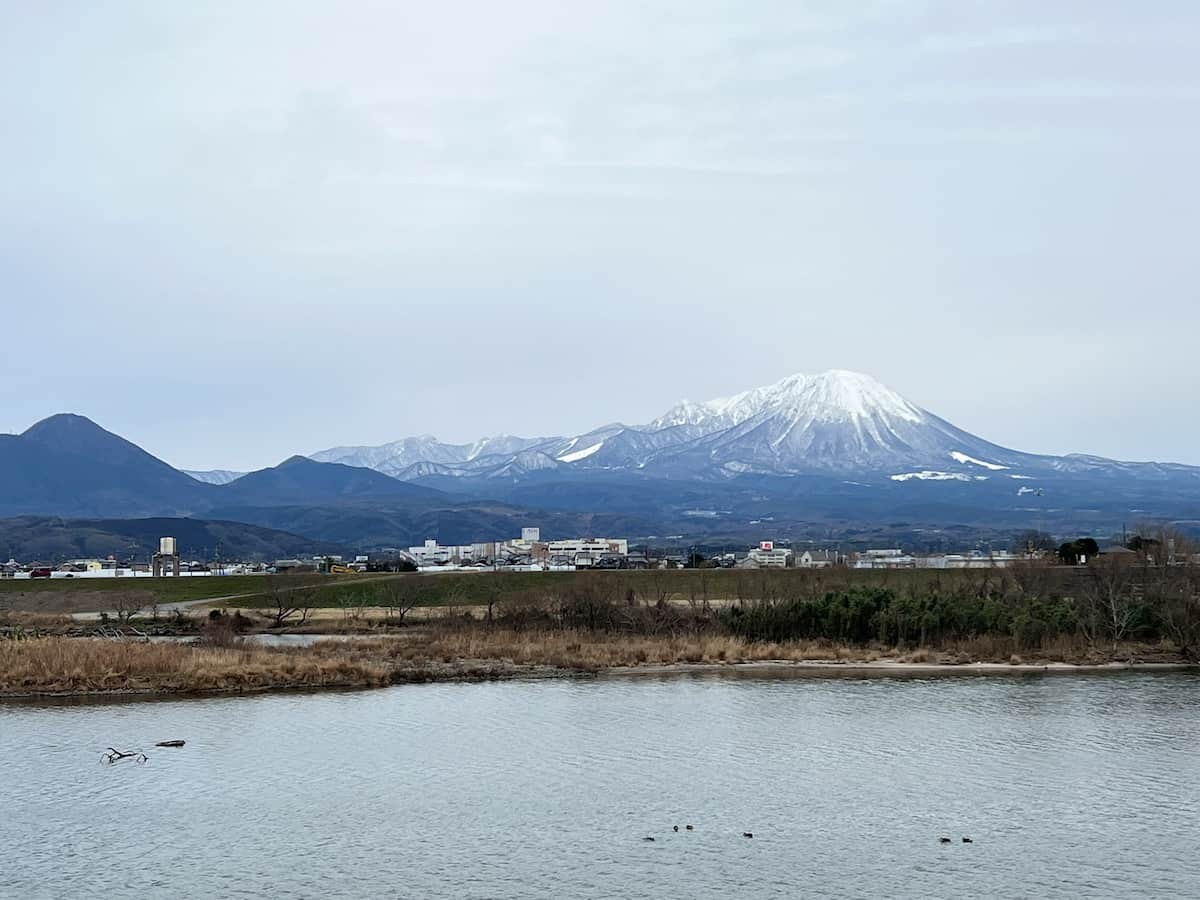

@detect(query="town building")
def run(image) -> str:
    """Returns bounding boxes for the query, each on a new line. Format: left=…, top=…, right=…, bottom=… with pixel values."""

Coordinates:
left=919, top=551, right=1022, bottom=569
left=406, top=529, right=630, bottom=570
left=853, top=550, right=916, bottom=569
left=545, top=538, right=628, bottom=567
left=747, top=542, right=793, bottom=568
left=797, top=550, right=837, bottom=568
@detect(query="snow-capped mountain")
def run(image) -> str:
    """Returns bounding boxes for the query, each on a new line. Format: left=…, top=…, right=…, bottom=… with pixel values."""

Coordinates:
left=12, top=383, right=1200, bottom=545
left=310, top=370, right=1054, bottom=482
left=185, top=469, right=245, bottom=485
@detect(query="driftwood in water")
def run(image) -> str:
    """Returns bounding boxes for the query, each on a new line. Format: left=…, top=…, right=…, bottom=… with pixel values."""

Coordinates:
left=94, top=625, right=149, bottom=643
left=155, top=740, right=186, bottom=748
left=102, top=747, right=148, bottom=765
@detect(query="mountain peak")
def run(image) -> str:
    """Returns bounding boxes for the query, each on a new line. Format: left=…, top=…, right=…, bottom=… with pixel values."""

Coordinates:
left=309, top=368, right=1022, bottom=478
left=22, top=413, right=108, bottom=441
left=278, top=455, right=316, bottom=468
left=770, top=370, right=924, bottom=425
left=19, top=413, right=184, bottom=472
left=650, top=369, right=924, bottom=431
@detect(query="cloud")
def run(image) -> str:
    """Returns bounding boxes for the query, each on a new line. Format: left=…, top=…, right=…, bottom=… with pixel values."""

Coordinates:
left=2, top=1, right=1199, bottom=468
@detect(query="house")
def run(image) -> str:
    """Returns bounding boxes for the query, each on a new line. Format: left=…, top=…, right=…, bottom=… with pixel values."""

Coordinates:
left=1099, top=545, right=1139, bottom=566
left=797, top=550, right=837, bottom=568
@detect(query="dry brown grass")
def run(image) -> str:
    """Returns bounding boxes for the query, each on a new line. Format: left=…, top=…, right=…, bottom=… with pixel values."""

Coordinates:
left=0, top=638, right=390, bottom=696
left=917, top=634, right=1176, bottom=665
left=0, top=589, right=160, bottom=616
left=329, top=626, right=887, bottom=673
left=0, top=610, right=74, bottom=630
left=2, top=626, right=1181, bottom=698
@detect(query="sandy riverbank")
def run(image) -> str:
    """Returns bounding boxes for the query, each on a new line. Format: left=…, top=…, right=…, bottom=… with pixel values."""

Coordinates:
left=603, top=659, right=1197, bottom=677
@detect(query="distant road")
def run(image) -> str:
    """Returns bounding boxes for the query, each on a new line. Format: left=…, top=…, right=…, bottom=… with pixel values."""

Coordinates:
left=68, top=573, right=410, bottom=621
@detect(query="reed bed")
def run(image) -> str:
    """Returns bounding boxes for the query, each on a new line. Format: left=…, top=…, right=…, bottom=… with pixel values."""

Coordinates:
left=0, top=638, right=390, bottom=696
left=1, top=625, right=1181, bottom=698
left=322, top=627, right=885, bottom=673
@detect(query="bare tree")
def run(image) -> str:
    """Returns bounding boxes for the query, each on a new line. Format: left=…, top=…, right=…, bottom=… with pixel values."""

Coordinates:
left=111, top=590, right=153, bottom=624
left=481, top=581, right=502, bottom=629
left=1155, top=565, right=1200, bottom=660
left=375, top=577, right=421, bottom=626
left=262, top=576, right=313, bottom=628
left=1078, top=554, right=1139, bottom=648
left=327, top=583, right=370, bottom=624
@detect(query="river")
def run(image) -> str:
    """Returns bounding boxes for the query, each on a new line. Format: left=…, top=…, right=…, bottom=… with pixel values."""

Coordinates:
left=2, top=671, right=1198, bottom=899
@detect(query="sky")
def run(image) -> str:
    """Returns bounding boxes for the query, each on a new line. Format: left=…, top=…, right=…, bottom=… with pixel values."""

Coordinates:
left=2, top=1, right=1199, bottom=471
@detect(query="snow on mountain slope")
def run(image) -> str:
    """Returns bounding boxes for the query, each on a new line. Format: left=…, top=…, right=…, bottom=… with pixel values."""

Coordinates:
left=308, top=370, right=1057, bottom=481
left=949, top=451, right=1009, bottom=471
left=557, top=441, right=604, bottom=463
left=185, top=469, right=245, bottom=485
left=641, top=370, right=1033, bottom=477
left=891, top=471, right=984, bottom=482
left=650, top=370, right=922, bottom=433
left=310, top=436, right=469, bottom=475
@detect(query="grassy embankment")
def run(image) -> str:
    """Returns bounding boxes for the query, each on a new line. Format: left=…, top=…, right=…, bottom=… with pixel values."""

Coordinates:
left=3, top=565, right=1197, bottom=696
left=0, top=572, right=404, bottom=617
left=0, top=574, right=272, bottom=615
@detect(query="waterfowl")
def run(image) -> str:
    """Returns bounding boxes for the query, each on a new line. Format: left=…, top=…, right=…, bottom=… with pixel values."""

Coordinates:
left=685, top=825, right=694, bottom=831
left=962, top=837, right=973, bottom=844
left=673, top=826, right=679, bottom=832
left=939, top=837, right=952, bottom=844
left=743, top=832, right=754, bottom=839
left=643, top=836, right=655, bottom=842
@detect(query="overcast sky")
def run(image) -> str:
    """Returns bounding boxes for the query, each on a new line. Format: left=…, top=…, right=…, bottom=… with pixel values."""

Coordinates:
left=3, top=1, right=1198, bottom=471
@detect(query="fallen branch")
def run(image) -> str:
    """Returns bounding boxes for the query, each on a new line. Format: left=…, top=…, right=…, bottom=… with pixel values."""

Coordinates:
left=102, top=747, right=148, bottom=765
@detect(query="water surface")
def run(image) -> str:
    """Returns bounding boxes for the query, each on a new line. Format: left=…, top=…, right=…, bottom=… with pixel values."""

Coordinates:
left=2, top=671, right=1198, bottom=899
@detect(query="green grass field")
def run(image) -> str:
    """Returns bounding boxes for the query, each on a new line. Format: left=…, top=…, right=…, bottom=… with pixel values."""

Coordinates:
left=222, top=566, right=1044, bottom=611
left=2, top=566, right=1073, bottom=616
left=0, top=574, right=272, bottom=602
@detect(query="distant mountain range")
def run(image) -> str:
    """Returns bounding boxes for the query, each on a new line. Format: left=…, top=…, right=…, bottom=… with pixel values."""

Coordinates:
left=184, top=469, right=244, bottom=485
left=0, top=415, right=437, bottom=519
left=0, top=516, right=344, bottom=563
left=4, top=370, right=1200, bottom=555
left=311, top=370, right=1200, bottom=485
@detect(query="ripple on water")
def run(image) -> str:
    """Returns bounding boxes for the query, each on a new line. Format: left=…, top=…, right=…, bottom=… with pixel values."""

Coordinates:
left=1, top=671, right=1199, bottom=899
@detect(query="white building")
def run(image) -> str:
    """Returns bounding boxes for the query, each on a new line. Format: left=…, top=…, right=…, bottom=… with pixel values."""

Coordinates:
left=797, top=550, right=837, bottom=568
left=854, top=550, right=916, bottom=569
left=917, top=551, right=1021, bottom=569
left=746, top=542, right=793, bottom=568
left=408, top=540, right=479, bottom=565
left=546, top=538, right=628, bottom=567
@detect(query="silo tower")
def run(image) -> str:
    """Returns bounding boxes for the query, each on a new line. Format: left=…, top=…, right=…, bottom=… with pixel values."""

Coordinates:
left=152, top=536, right=181, bottom=577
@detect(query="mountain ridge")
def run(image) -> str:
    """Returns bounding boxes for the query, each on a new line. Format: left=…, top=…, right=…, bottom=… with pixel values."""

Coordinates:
left=6, top=373, right=1200, bottom=550
left=310, top=370, right=1121, bottom=482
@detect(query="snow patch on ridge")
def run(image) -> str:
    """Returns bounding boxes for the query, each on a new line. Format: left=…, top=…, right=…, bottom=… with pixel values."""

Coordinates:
left=557, top=441, right=603, bottom=463
left=950, top=451, right=1008, bottom=471
left=891, top=471, right=983, bottom=482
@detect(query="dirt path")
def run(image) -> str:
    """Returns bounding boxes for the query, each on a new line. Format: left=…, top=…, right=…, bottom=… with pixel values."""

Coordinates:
left=67, top=574, right=409, bottom=622
left=70, top=592, right=256, bottom=622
